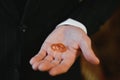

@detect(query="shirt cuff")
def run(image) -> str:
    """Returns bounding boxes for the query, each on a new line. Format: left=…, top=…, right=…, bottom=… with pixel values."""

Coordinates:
left=57, top=18, right=87, bottom=34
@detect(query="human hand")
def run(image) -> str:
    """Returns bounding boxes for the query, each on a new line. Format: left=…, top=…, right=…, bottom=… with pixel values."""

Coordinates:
left=29, top=25, right=100, bottom=76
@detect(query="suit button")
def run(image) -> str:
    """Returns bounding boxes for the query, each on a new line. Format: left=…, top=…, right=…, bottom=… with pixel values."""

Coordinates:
left=18, top=25, right=28, bottom=32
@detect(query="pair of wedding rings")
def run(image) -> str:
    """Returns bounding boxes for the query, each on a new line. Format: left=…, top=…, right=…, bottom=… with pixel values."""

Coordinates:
left=51, top=43, right=67, bottom=53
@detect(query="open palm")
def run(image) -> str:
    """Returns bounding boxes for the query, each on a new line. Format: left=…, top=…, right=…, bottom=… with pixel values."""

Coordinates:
left=30, top=25, right=99, bottom=76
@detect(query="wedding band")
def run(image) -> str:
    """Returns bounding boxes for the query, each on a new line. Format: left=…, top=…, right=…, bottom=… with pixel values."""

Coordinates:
left=51, top=43, right=67, bottom=53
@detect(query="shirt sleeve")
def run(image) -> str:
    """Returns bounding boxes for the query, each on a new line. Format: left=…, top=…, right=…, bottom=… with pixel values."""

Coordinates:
left=57, top=18, right=87, bottom=34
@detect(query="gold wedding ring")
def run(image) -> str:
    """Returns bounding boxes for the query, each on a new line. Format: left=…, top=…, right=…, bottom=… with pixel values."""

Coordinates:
left=51, top=43, right=67, bottom=53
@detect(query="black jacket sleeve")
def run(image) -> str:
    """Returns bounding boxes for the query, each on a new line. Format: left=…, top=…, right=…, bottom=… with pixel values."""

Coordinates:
left=70, top=0, right=120, bottom=35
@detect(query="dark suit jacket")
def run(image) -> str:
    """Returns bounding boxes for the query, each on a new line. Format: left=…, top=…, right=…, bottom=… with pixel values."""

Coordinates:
left=0, top=0, right=119, bottom=80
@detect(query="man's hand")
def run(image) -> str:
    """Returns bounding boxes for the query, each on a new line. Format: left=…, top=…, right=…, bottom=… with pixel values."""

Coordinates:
left=29, top=25, right=100, bottom=76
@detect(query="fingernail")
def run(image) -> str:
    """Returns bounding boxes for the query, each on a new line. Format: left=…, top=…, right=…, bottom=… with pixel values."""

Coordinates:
left=29, top=58, right=34, bottom=65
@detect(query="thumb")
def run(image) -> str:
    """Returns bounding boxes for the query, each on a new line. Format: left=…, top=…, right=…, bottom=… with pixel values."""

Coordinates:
left=79, top=36, right=100, bottom=64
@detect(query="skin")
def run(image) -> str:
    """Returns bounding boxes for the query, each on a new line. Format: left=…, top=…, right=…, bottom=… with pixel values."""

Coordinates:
left=29, top=25, right=100, bottom=76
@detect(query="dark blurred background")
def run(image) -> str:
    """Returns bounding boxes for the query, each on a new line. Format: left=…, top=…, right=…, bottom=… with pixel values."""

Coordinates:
left=81, top=8, right=120, bottom=80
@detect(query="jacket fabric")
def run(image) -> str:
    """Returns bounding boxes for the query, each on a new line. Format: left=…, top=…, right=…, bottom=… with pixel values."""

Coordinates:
left=0, top=0, right=119, bottom=80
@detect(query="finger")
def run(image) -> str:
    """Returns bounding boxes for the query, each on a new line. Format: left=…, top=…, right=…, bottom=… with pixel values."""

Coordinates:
left=29, top=49, right=46, bottom=65
left=32, top=55, right=53, bottom=70
left=38, top=53, right=63, bottom=71
left=49, top=56, right=75, bottom=76
left=38, top=57, right=62, bottom=71
left=38, top=60, right=54, bottom=71
left=51, top=55, right=62, bottom=65
left=79, top=36, right=100, bottom=64
left=37, top=54, right=54, bottom=71
left=32, top=61, right=40, bottom=70
left=44, top=54, right=54, bottom=62
left=51, top=60, right=60, bottom=66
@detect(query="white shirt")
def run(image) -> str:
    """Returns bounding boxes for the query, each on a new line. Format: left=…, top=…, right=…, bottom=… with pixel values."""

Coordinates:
left=57, top=18, right=87, bottom=34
